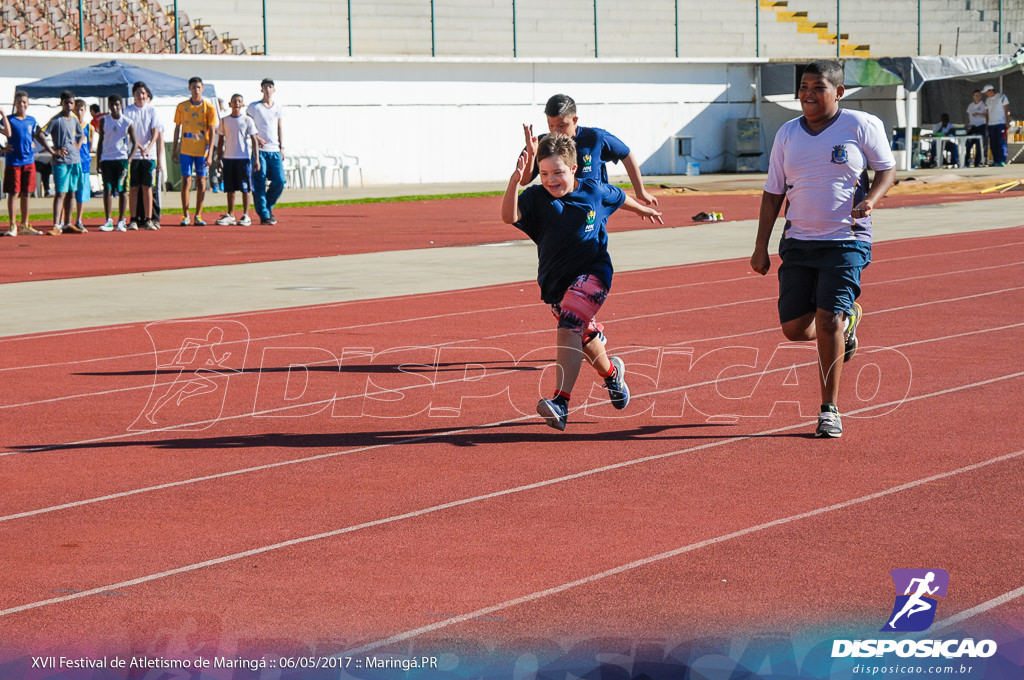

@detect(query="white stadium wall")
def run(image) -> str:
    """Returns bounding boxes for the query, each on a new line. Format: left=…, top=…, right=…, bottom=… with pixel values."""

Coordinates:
left=1, top=50, right=902, bottom=187
left=1, top=50, right=776, bottom=186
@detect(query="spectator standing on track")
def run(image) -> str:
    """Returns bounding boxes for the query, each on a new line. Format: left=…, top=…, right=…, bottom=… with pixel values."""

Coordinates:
left=42, top=90, right=86, bottom=235
left=70, top=98, right=93, bottom=233
left=173, top=76, right=217, bottom=226
left=214, top=94, right=261, bottom=226
left=124, top=81, right=163, bottom=231
left=501, top=132, right=662, bottom=431
left=982, top=84, right=1011, bottom=167
left=965, top=89, right=987, bottom=167
left=3, top=91, right=55, bottom=236
left=247, top=78, right=286, bottom=225
left=520, top=93, right=658, bottom=209
left=750, top=60, right=896, bottom=439
left=97, top=94, right=138, bottom=232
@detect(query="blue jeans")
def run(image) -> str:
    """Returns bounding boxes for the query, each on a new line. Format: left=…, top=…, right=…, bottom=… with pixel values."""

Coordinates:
left=987, top=124, right=1007, bottom=164
left=253, top=151, right=286, bottom=218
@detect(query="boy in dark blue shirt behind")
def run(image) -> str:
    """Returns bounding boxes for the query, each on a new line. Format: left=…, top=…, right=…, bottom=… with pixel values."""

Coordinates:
left=502, top=132, right=662, bottom=431
left=521, top=93, right=658, bottom=209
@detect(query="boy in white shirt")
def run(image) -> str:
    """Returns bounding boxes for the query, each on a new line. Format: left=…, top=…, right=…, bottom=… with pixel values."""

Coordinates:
left=97, top=94, right=138, bottom=232
left=750, top=60, right=896, bottom=438
left=214, top=94, right=261, bottom=226
left=965, top=89, right=988, bottom=167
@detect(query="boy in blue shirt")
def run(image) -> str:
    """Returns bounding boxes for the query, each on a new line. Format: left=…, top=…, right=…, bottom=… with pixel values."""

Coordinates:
left=502, top=132, right=662, bottom=431
left=520, top=93, right=658, bottom=209
left=3, top=91, right=57, bottom=236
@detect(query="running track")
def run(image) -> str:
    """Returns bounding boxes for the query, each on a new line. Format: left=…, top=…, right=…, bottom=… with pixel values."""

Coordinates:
left=1, top=194, right=1023, bottom=678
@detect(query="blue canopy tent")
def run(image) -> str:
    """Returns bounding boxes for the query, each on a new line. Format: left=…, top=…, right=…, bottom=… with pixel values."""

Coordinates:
left=16, top=60, right=217, bottom=100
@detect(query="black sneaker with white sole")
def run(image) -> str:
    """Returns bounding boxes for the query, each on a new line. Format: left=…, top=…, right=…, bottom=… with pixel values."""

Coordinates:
left=604, top=356, right=630, bottom=410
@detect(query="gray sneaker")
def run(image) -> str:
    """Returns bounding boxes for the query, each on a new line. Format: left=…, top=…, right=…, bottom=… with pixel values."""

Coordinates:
left=815, top=409, right=843, bottom=438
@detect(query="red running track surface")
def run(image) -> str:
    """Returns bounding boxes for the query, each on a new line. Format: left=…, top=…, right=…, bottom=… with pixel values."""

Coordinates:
left=0, top=223, right=1022, bottom=664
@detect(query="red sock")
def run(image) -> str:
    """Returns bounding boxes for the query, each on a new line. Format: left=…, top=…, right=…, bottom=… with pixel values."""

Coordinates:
left=600, top=365, right=616, bottom=379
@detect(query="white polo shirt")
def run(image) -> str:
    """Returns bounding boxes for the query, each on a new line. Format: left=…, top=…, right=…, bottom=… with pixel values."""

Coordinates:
left=765, top=108, right=895, bottom=243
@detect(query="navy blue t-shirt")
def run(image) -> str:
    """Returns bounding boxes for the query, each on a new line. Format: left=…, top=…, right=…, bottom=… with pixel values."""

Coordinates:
left=514, top=178, right=626, bottom=304
left=530, top=126, right=631, bottom=183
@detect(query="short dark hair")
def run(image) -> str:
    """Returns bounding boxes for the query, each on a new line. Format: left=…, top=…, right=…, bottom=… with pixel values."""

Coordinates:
left=188, top=76, right=203, bottom=87
left=544, top=94, right=576, bottom=118
left=107, top=94, right=122, bottom=105
left=803, top=60, right=844, bottom=88
left=59, top=90, right=75, bottom=102
left=90, top=103, right=101, bottom=113
left=14, top=90, right=29, bottom=101
left=260, top=78, right=274, bottom=87
left=132, top=81, right=152, bottom=97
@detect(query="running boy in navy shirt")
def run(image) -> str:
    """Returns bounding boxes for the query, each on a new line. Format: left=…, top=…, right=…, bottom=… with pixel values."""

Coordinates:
left=502, top=132, right=663, bottom=431
left=520, top=93, right=658, bottom=209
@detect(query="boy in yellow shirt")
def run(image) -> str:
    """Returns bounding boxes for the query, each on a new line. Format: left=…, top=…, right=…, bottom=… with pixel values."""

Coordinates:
left=172, top=76, right=217, bottom=226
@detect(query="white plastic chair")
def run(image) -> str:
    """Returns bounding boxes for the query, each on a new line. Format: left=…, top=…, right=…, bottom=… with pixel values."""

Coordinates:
left=282, top=155, right=301, bottom=188
left=316, top=154, right=344, bottom=188
left=339, top=152, right=363, bottom=188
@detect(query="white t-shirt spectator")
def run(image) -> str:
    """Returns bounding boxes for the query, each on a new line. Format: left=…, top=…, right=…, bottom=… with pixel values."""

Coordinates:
left=246, top=101, right=283, bottom=152
left=967, top=100, right=988, bottom=127
left=99, top=115, right=133, bottom=161
left=985, top=92, right=1010, bottom=126
left=218, top=114, right=259, bottom=159
left=123, top=103, right=162, bottom=161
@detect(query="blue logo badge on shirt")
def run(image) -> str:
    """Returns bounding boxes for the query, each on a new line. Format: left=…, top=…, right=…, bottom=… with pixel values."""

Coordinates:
left=831, top=144, right=849, bottom=164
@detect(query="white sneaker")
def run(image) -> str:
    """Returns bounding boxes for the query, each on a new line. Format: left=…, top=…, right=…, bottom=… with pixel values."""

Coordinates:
left=116, top=219, right=127, bottom=232
left=99, top=219, right=115, bottom=232
left=238, top=215, right=252, bottom=226
left=215, top=214, right=236, bottom=226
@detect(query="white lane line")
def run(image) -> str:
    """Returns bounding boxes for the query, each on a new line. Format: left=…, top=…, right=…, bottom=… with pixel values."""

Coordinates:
left=342, top=447, right=1024, bottom=655
left=1, top=372, right=1022, bottom=620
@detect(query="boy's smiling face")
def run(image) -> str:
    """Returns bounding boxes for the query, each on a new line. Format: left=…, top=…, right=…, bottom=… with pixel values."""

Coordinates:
left=546, top=114, right=578, bottom=138
left=798, top=71, right=843, bottom=128
left=538, top=155, right=577, bottom=198
left=14, top=96, right=29, bottom=117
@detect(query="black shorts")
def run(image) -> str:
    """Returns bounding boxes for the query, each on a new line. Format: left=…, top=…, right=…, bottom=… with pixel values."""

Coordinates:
left=130, top=159, right=156, bottom=188
left=222, top=158, right=252, bottom=193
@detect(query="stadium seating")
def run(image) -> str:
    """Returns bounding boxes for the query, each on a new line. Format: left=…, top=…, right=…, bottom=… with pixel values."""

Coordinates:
left=0, top=0, right=252, bottom=55
left=0, top=1, right=1021, bottom=59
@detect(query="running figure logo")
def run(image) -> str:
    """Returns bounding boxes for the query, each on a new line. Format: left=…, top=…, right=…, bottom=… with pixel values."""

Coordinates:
left=130, top=321, right=249, bottom=431
left=881, top=568, right=949, bottom=632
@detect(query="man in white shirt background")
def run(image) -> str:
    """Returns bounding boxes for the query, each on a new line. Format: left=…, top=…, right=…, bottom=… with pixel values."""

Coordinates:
left=983, top=83, right=1011, bottom=167
left=247, top=78, right=285, bottom=225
